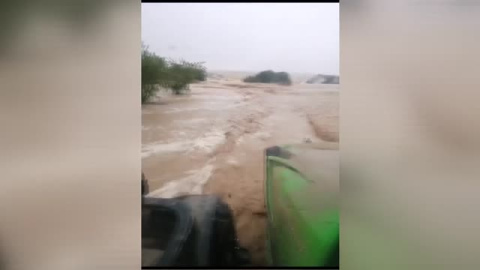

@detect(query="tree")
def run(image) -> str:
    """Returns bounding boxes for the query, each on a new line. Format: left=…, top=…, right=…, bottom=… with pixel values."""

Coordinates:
left=141, top=43, right=168, bottom=103
left=243, top=70, right=292, bottom=85
left=141, top=42, right=208, bottom=103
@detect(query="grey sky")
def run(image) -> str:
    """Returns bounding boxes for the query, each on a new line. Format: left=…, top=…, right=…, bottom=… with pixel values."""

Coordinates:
left=142, top=3, right=339, bottom=75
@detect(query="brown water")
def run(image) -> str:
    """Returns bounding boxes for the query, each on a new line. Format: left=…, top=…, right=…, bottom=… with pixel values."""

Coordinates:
left=142, top=79, right=338, bottom=265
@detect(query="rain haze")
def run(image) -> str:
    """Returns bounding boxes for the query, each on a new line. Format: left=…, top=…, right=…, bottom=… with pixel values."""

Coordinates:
left=142, top=3, right=339, bottom=75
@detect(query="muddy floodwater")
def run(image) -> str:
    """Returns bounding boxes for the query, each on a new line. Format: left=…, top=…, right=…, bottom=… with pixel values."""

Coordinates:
left=142, top=79, right=339, bottom=265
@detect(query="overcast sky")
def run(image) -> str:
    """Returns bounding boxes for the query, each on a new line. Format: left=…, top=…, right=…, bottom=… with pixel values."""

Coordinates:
left=142, top=3, right=339, bottom=75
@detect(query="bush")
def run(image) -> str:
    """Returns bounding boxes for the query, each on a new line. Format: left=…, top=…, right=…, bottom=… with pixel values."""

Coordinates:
left=141, top=43, right=207, bottom=103
left=243, top=70, right=292, bottom=85
left=166, top=60, right=207, bottom=94
left=141, top=44, right=168, bottom=103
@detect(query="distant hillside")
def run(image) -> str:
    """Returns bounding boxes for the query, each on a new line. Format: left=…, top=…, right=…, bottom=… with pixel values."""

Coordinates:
left=306, top=74, right=339, bottom=84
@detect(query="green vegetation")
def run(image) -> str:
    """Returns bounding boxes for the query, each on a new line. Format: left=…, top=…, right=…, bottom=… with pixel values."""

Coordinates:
left=141, top=43, right=207, bottom=103
left=243, top=70, right=292, bottom=85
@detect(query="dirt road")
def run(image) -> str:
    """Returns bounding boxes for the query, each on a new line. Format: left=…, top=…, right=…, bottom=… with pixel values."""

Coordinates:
left=142, top=79, right=338, bottom=265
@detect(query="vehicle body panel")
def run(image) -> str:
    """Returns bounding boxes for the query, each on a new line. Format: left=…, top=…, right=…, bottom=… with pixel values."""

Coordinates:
left=265, top=143, right=339, bottom=267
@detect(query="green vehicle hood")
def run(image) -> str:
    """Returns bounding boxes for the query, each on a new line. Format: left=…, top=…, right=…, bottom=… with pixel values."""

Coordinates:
left=265, top=142, right=339, bottom=267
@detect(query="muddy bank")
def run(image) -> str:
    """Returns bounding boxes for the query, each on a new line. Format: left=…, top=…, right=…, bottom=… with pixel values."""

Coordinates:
left=142, top=79, right=338, bottom=265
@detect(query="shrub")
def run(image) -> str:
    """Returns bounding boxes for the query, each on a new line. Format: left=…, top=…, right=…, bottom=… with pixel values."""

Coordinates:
left=243, top=70, right=292, bottom=85
left=141, top=44, right=168, bottom=103
left=141, top=43, right=207, bottom=103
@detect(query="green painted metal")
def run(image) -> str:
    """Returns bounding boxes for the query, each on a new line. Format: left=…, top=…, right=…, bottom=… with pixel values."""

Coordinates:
left=265, top=144, right=339, bottom=267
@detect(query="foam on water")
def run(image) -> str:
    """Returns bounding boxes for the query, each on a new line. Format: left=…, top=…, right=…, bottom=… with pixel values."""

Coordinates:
left=190, top=130, right=225, bottom=153
left=164, top=102, right=242, bottom=114
left=146, top=163, right=214, bottom=198
left=141, top=141, right=187, bottom=158
left=141, top=129, right=226, bottom=158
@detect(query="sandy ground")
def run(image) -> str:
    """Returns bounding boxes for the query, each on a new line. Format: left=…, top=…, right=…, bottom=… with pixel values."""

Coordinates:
left=142, top=78, right=338, bottom=265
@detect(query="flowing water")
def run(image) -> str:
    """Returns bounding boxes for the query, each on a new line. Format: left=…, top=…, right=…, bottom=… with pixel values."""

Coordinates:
left=142, top=78, right=338, bottom=265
